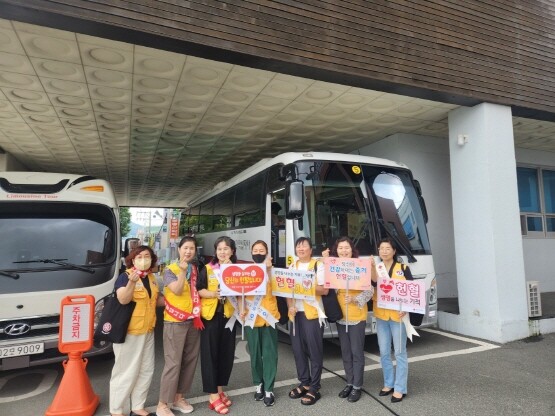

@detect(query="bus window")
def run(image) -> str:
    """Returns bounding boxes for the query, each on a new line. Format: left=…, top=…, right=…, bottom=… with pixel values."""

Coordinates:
left=234, top=176, right=264, bottom=227
left=214, top=190, right=233, bottom=230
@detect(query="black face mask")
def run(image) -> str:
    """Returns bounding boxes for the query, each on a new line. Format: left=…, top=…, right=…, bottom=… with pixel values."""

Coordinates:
left=252, top=254, right=266, bottom=264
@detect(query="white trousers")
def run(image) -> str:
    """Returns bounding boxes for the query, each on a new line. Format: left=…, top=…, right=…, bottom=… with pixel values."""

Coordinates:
left=109, top=332, right=155, bottom=414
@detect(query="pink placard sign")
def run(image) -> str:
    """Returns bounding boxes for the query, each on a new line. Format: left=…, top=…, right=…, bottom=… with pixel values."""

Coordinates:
left=323, top=257, right=372, bottom=290
left=376, top=277, right=426, bottom=314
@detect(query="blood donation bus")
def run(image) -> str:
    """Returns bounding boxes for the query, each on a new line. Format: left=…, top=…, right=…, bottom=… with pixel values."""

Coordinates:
left=184, top=152, right=438, bottom=337
left=0, top=172, right=120, bottom=370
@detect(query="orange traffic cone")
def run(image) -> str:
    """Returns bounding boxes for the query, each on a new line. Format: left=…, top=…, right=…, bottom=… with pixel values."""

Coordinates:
left=45, top=351, right=99, bottom=416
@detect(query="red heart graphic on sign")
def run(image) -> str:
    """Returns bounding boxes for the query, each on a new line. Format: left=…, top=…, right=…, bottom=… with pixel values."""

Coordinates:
left=302, top=278, right=312, bottom=290
left=380, top=283, right=393, bottom=294
left=221, top=265, right=265, bottom=293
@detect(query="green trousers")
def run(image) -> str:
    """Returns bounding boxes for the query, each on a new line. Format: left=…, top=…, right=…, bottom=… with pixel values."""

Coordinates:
left=245, top=325, right=278, bottom=392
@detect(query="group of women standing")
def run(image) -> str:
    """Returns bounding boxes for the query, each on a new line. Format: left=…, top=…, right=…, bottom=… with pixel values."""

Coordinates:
left=108, top=234, right=412, bottom=416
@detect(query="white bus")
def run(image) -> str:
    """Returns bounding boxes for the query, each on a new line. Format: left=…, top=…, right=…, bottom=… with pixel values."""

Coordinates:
left=185, top=152, right=437, bottom=337
left=0, top=172, right=120, bottom=370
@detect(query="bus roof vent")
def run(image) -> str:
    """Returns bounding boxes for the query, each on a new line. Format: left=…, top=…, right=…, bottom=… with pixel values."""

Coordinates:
left=0, top=178, right=69, bottom=194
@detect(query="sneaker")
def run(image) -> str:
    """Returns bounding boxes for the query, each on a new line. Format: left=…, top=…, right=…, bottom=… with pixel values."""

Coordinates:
left=254, top=383, right=264, bottom=401
left=264, top=392, right=275, bottom=407
left=171, top=399, right=194, bottom=414
left=156, top=404, right=176, bottom=416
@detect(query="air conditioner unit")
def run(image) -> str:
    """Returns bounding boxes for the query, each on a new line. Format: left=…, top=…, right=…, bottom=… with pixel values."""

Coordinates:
left=526, top=281, right=542, bottom=318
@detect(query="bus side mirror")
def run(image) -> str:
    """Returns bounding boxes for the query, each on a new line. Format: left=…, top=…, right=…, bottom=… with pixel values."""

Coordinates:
left=285, top=180, right=304, bottom=219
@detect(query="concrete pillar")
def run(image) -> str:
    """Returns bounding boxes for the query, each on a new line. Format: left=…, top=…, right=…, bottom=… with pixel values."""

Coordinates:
left=444, top=103, right=529, bottom=342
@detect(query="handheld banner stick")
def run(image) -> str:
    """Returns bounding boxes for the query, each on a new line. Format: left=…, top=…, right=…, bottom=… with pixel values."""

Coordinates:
left=242, top=286, right=245, bottom=341
left=399, top=300, right=403, bottom=347
left=345, top=277, right=349, bottom=333
left=292, top=284, right=296, bottom=337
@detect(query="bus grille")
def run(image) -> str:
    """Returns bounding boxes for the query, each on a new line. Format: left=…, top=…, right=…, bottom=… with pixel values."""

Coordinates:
left=0, top=315, right=59, bottom=342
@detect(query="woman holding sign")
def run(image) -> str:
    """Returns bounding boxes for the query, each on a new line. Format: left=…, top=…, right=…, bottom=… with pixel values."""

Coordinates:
left=372, top=238, right=413, bottom=403
left=287, top=237, right=328, bottom=406
left=197, top=236, right=237, bottom=415
left=156, top=236, right=202, bottom=416
left=239, top=240, right=280, bottom=407
left=322, top=237, right=373, bottom=403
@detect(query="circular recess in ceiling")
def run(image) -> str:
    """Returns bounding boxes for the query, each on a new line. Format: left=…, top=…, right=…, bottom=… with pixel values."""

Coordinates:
left=197, top=125, right=222, bottom=134
left=95, top=86, right=125, bottom=99
left=370, top=98, right=395, bottom=110
left=89, top=48, right=125, bottom=65
left=54, top=97, right=81, bottom=108
left=137, top=94, right=165, bottom=104
left=61, top=108, right=88, bottom=118
left=211, top=104, right=236, bottom=115
left=0, top=32, right=11, bottom=47
left=137, top=107, right=163, bottom=116
left=230, top=75, right=259, bottom=89
left=0, top=112, right=18, bottom=120
left=138, top=78, right=169, bottom=90
left=28, top=115, right=54, bottom=123
left=188, top=67, right=219, bottom=82
left=321, top=107, right=344, bottom=117
left=275, top=114, right=299, bottom=124
left=254, top=97, right=283, bottom=110
left=337, top=94, right=365, bottom=105
left=0, top=72, right=33, bottom=85
left=40, top=60, right=78, bottom=76
left=135, top=117, right=158, bottom=126
left=101, top=123, right=125, bottom=130
left=204, top=115, right=228, bottom=125
left=140, top=58, right=174, bottom=74
left=0, top=54, right=25, bottom=69
left=90, top=69, right=125, bottom=84
left=305, top=89, right=332, bottom=100
left=288, top=102, right=315, bottom=113
left=243, top=109, right=270, bottom=120
left=269, top=81, right=298, bottom=95
left=398, top=103, right=424, bottom=115
left=48, top=79, right=82, bottom=93
left=181, top=85, right=212, bottom=97
left=10, top=89, right=42, bottom=100
left=220, top=90, right=249, bottom=103
left=20, top=103, right=48, bottom=113
left=133, top=127, right=158, bottom=134
left=264, top=124, right=288, bottom=133
left=30, top=37, right=71, bottom=57
left=98, top=101, right=125, bottom=111
left=67, top=119, right=93, bottom=127
left=171, top=111, right=197, bottom=121
left=304, top=118, right=327, bottom=127
left=100, top=113, right=125, bottom=122
left=133, top=135, right=158, bottom=142
left=376, top=115, right=399, bottom=125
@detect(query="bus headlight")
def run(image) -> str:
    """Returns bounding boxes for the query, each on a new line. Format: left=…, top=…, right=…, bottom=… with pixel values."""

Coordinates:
left=94, top=296, right=107, bottom=330
left=429, top=276, right=437, bottom=305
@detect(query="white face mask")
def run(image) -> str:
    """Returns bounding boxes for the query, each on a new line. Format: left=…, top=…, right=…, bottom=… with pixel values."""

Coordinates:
left=134, top=258, right=152, bottom=271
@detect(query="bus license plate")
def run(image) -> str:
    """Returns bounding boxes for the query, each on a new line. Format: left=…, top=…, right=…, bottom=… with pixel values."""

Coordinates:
left=0, top=343, right=44, bottom=358
left=371, top=317, right=377, bottom=333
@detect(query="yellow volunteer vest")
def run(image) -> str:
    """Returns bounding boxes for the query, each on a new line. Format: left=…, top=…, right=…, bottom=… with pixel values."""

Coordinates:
left=292, top=259, right=322, bottom=320
left=127, top=271, right=159, bottom=335
left=200, top=263, right=234, bottom=320
left=338, top=288, right=368, bottom=322
left=246, top=281, right=280, bottom=327
left=163, top=263, right=193, bottom=322
left=372, top=262, right=406, bottom=323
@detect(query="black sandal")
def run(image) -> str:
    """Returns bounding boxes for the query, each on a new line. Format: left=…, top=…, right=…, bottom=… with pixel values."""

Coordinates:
left=301, top=390, right=321, bottom=405
left=289, top=385, right=309, bottom=399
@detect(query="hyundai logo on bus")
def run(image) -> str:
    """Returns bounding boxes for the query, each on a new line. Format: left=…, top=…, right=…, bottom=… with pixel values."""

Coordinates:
left=4, top=323, right=31, bottom=336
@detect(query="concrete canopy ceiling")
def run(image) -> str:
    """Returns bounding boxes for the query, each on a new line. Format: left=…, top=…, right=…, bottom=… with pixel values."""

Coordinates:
left=0, top=19, right=554, bottom=207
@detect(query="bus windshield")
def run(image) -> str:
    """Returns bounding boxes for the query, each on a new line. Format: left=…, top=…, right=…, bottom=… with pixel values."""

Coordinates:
left=297, top=160, right=430, bottom=256
left=0, top=202, right=117, bottom=293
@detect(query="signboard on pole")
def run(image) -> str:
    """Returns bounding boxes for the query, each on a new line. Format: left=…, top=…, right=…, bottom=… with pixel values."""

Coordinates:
left=323, top=257, right=372, bottom=290
left=59, top=295, right=95, bottom=354
left=219, top=264, right=268, bottom=296
left=376, top=277, right=426, bottom=314
left=170, top=218, right=179, bottom=240
left=271, top=267, right=316, bottom=300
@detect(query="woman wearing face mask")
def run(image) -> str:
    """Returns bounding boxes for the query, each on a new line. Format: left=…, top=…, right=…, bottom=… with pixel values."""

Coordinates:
left=110, top=245, right=164, bottom=416
left=196, top=236, right=237, bottom=415
left=322, top=237, right=373, bottom=403
left=156, top=236, right=203, bottom=416
left=238, top=240, right=279, bottom=407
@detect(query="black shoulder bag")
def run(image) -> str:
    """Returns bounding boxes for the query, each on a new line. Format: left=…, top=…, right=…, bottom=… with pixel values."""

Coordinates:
left=94, top=289, right=136, bottom=345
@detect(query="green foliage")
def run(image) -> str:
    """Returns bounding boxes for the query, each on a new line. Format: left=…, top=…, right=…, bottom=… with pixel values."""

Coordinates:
left=120, top=207, right=131, bottom=237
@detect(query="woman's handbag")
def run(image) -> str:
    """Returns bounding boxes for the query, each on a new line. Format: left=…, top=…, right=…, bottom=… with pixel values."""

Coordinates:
left=322, top=289, right=343, bottom=323
left=409, top=311, right=424, bottom=327
left=93, top=291, right=136, bottom=344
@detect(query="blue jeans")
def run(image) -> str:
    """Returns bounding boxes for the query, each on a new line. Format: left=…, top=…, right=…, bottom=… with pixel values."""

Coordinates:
left=376, top=318, right=408, bottom=394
